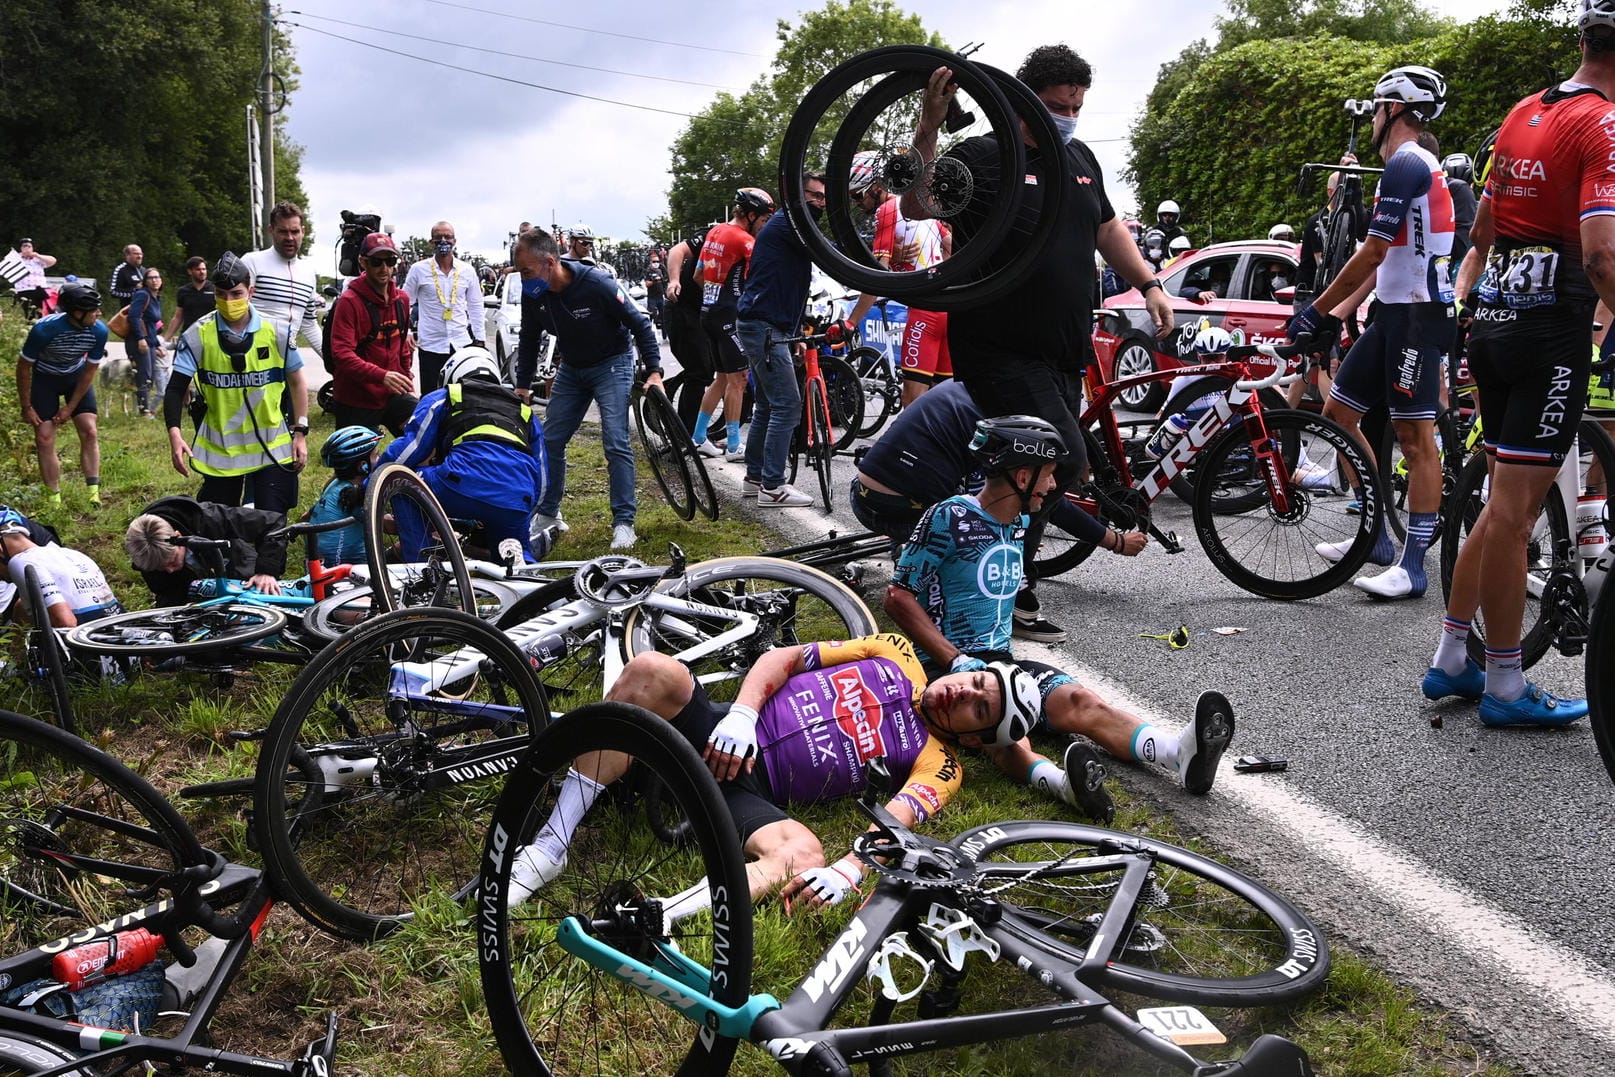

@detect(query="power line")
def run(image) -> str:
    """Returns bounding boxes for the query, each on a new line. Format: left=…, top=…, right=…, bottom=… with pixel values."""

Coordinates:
left=287, top=10, right=745, bottom=91
left=286, top=22, right=743, bottom=122
left=413, top=0, right=767, bottom=58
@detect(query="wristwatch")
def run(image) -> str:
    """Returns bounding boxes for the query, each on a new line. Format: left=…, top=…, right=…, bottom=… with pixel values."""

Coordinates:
left=1140, top=279, right=1164, bottom=295
left=291, top=419, right=310, bottom=435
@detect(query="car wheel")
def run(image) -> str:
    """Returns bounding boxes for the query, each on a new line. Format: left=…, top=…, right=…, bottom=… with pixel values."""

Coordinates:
left=1113, top=334, right=1168, bottom=412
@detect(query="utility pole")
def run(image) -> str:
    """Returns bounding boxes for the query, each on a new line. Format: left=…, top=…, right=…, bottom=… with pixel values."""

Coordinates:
left=258, top=0, right=277, bottom=232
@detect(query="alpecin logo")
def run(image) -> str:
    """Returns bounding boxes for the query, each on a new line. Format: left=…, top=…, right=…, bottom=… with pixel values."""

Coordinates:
left=830, top=666, right=886, bottom=762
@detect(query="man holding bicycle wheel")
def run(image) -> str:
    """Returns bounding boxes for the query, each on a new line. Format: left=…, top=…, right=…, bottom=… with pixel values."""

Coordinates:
left=505, top=634, right=1042, bottom=913
left=1289, top=65, right=1456, bottom=601
left=1424, top=0, right=1615, bottom=726
left=904, top=45, right=1172, bottom=645
left=883, top=417, right=1231, bottom=814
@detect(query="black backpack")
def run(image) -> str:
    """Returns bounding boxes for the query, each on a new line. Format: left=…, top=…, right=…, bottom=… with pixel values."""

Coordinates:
left=320, top=288, right=408, bottom=373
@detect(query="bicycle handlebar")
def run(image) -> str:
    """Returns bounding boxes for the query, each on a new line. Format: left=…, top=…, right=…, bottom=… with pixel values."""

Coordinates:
left=169, top=535, right=232, bottom=551
left=1225, top=343, right=1298, bottom=391
left=268, top=517, right=359, bottom=540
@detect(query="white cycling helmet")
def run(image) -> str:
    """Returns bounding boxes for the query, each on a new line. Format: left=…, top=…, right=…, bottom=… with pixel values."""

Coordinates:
left=1581, top=0, right=1615, bottom=32
left=1168, top=235, right=1192, bottom=254
left=849, top=150, right=881, bottom=195
left=1269, top=223, right=1296, bottom=241
left=1373, top=65, right=1447, bottom=122
left=1157, top=199, right=1181, bottom=218
left=981, top=661, right=1042, bottom=745
left=442, top=345, right=501, bottom=385
left=1193, top=326, right=1235, bottom=355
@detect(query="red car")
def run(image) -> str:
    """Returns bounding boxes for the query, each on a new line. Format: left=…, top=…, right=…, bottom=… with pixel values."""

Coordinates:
left=1093, top=240, right=1301, bottom=410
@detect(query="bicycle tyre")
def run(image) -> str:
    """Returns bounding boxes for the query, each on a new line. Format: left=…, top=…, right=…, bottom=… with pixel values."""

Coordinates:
left=1156, top=377, right=1290, bottom=510
left=362, top=463, right=476, bottom=617
left=1375, top=408, right=1465, bottom=544
left=780, top=46, right=1024, bottom=302
left=806, top=378, right=836, bottom=511
left=819, top=351, right=865, bottom=451
left=21, top=564, right=74, bottom=734
left=301, top=579, right=524, bottom=643
left=253, top=608, right=549, bottom=942
left=848, top=345, right=895, bottom=438
left=0, top=709, right=210, bottom=958
left=1193, top=409, right=1381, bottom=600
left=649, top=384, right=719, bottom=521
left=1030, top=429, right=1130, bottom=580
left=64, top=603, right=288, bottom=657
left=953, top=819, right=1329, bottom=1007
left=633, top=385, right=698, bottom=522
left=0, top=1031, right=91, bottom=1073
left=1315, top=190, right=1358, bottom=295
left=479, top=702, right=753, bottom=1076
left=623, top=556, right=878, bottom=702
left=1590, top=575, right=1615, bottom=783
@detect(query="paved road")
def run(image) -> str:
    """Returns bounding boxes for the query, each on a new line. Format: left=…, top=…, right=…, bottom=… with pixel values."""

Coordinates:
left=694, top=403, right=1615, bottom=1076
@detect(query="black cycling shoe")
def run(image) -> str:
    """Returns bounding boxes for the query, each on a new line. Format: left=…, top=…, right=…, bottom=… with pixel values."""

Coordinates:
left=1179, top=690, right=1235, bottom=795
left=1062, top=741, right=1114, bottom=823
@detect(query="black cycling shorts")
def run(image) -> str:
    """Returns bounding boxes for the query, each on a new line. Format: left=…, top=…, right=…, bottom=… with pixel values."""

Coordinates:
left=701, top=309, right=749, bottom=375
left=29, top=367, right=98, bottom=419
left=1329, top=301, right=1452, bottom=421
left=849, top=478, right=926, bottom=543
left=1468, top=300, right=1594, bottom=467
left=670, top=682, right=788, bottom=842
left=665, top=303, right=714, bottom=383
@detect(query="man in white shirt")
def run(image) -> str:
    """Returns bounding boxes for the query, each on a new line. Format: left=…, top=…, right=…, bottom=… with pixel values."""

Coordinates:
left=403, top=220, right=485, bottom=392
left=0, top=516, right=123, bottom=627
left=242, top=201, right=323, bottom=363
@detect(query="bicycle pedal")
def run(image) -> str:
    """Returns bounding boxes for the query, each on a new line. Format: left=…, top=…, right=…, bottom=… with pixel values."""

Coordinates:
left=227, top=728, right=267, bottom=742
left=1160, top=531, right=1184, bottom=554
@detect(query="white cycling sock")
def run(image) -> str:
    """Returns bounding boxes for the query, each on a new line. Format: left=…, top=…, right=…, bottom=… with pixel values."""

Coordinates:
left=532, top=768, right=606, bottom=862
left=1431, top=616, right=1471, bottom=676
left=1129, top=724, right=1179, bottom=771
left=1029, top=759, right=1072, bottom=806
left=660, top=878, right=714, bottom=929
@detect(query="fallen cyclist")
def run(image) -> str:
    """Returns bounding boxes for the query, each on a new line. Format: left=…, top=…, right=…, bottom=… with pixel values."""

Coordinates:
left=882, top=416, right=1235, bottom=817
left=506, top=632, right=1042, bottom=912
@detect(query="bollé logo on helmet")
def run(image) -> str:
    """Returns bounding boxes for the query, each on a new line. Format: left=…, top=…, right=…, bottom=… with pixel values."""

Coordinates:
left=1011, top=438, right=1056, bottom=458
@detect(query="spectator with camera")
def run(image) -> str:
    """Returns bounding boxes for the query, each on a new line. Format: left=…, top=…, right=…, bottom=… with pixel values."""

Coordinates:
left=329, top=233, right=416, bottom=436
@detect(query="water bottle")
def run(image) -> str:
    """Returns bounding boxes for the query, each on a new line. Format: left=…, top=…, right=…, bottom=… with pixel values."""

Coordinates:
left=1577, top=489, right=1609, bottom=560
left=1144, top=413, right=1192, bottom=461
left=52, top=927, right=162, bottom=990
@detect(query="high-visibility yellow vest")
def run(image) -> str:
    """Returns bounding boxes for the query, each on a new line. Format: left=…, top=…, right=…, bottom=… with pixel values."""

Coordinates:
left=190, top=314, right=293, bottom=476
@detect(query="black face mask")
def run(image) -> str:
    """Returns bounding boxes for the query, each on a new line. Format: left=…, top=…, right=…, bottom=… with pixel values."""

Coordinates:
left=809, top=202, right=825, bottom=222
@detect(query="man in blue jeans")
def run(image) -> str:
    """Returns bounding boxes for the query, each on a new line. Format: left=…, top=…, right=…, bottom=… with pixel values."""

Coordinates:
left=513, top=230, right=662, bottom=549
left=735, top=172, right=829, bottom=507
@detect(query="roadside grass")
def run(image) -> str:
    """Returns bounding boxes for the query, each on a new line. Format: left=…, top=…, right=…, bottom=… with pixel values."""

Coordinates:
left=0, top=313, right=1515, bottom=1074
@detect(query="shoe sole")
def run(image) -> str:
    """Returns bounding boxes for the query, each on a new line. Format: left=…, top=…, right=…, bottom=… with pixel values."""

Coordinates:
left=1477, top=697, right=1588, bottom=727
left=1184, top=690, right=1234, bottom=795
left=1063, top=742, right=1114, bottom=824
left=1420, top=673, right=1482, bottom=702
left=1012, top=625, right=1068, bottom=643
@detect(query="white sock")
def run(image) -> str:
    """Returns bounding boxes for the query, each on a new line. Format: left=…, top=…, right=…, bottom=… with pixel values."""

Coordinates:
left=1431, top=617, right=1470, bottom=676
left=660, top=878, right=713, bottom=930
left=532, top=768, right=606, bottom=862
left=1029, top=759, right=1072, bottom=807
left=1130, top=724, right=1179, bottom=771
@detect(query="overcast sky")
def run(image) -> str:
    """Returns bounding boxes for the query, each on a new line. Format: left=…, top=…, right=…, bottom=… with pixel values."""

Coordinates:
left=279, top=0, right=1514, bottom=273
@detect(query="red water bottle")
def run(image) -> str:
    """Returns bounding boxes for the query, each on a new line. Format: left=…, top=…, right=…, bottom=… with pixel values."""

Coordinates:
left=51, top=927, right=162, bottom=990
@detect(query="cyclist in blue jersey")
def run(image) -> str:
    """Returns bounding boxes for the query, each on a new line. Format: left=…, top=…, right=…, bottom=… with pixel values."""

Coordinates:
left=884, top=416, right=1234, bottom=812
left=17, top=282, right=106, bottom=506
left=1290, top=66, right=1456, bottom=600
left=306, top=426, right=380, bottom=567
left=505, top=633, right=1043, bottom=912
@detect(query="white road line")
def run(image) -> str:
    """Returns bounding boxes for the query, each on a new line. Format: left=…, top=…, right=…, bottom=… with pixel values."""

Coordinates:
left=1029, top=644, right=1615, bottom=1040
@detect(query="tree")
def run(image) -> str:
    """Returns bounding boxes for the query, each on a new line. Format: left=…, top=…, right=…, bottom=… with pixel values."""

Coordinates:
left=665, top=0, right=941, bottom=237
left=0, top=0, right=307, bottom=279
left=1215, top=0, right=1454, bottom=49
left=1126, top=11, right=1576, bottom=243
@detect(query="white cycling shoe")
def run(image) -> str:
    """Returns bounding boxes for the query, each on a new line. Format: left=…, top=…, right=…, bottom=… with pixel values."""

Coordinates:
left=1353, top=566, right=1426, bottom=600
left=1314, top=538, right=1354, bottom=564
left=507, top=844, right=568, bottom=909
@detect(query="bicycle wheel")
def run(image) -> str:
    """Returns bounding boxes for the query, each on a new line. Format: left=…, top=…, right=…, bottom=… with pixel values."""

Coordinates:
left=0, top=1031, right=88, bottom=1073
left=633, top=386, right=697, bottom=522
left=623, top=556, right=878, bottom=702
left=647, top=384, right=718, bottom=522
left=1314, top=191, right=1358, bottom=295
left=253, top=608, right=549, bottom=941
left=362, top=463, right=475, bottom=616
left=0, top=710, right=210, bottom=958
left=1374, top=408, right=1465, bottom=544
left=479, top=702, right=753, bottom=1077
left=1156, top=378, right=1290, bottom=510
left=1031, top=430, right=1142, bottom=580
left=848, top=345, right=895, bottom=438
left=954, top=820, right=1329, bottom=1007
left=820, top=352, right=865, bottom=451
left=301, top=579, right=524, bottom=643
left=64, top=603, right=288, bottom=657
left=805, top=378, right=836, bottom=511
left=1436, top=426, right=1615, bottom=670
left=1193, top=409, right=1380, bottom=600
left=20, top=566, right=74, bottom=734
left=497, top=577, right=610, bottom=712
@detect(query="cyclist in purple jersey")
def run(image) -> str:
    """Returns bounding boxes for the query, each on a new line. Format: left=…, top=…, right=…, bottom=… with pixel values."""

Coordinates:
left=505, top=633, right=1043, bottom=913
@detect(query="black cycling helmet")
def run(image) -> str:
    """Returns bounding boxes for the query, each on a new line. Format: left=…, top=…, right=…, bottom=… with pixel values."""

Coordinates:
left=969, top=415, right=1068, bottom=476
left=320, top=425, right=383, bottom=476
left=56, top=282, right=102, bottom=313
left=211, top=250, right=252, bottom=290
left=1442, top=152, right=1474, bottom=184
left=735, top=187, right=775, bottom=216
left=1473, top=126, right=1501, bottom=190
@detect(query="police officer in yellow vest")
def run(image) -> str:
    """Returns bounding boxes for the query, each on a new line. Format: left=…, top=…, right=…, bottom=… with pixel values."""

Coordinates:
left=165, top=252, right=309, bottom=514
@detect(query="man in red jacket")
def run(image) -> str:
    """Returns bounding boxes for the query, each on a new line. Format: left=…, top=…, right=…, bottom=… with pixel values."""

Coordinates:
left=329, top=233, right=417, bottom=434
